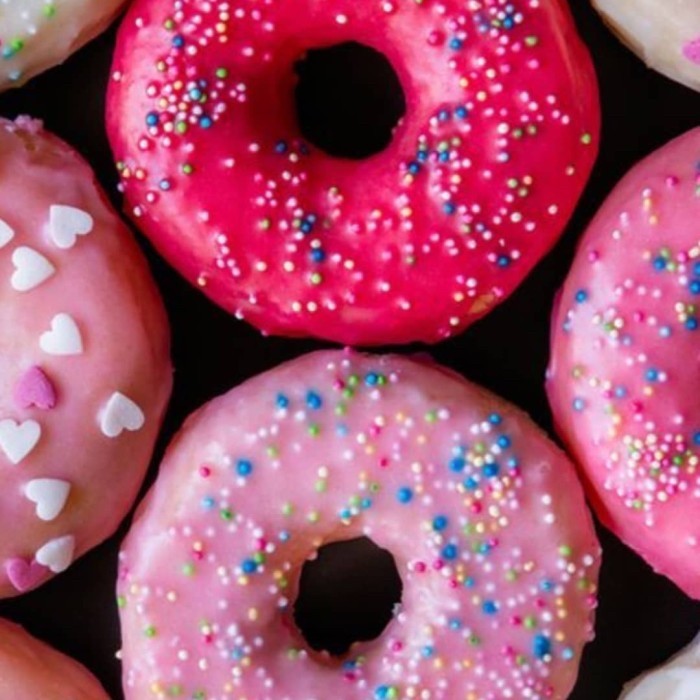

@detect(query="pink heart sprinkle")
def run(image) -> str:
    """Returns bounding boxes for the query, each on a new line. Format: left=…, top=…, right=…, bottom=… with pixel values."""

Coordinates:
left=13, top=366, right=57, bottom=410
left=5, top=557, right=48, bottom=593
left=683, top=38, right=700, bottom=65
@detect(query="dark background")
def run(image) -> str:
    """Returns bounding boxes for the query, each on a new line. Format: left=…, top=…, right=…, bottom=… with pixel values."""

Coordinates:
left=1, top=2, right=699, bottom=697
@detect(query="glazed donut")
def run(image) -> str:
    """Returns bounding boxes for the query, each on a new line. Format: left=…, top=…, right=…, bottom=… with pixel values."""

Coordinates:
left=0, top=117, right=172, bottom=598
left=119, top=350, right=600, bottom=700
left=593, top=0, right=700, bottom=92
left=0, top=618, right=108, bottom=699
left=618, top=632, right=700, bottom=700
left=547, top=129, right=700, bottom=597
left=0, top=0, right=126, bottom=92
left=107, top=0, right=599, bottom=345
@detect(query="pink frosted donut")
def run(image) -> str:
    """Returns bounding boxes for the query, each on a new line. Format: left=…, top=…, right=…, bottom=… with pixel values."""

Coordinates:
left=107, top=0, right=599, bottom=345
left=0, top=117, right=172, bottom=599
left=0, top=618, right=108, bottom=699
left=119, top=350, right=600, bottom=700
left=547, top=128, right=700, bottom=598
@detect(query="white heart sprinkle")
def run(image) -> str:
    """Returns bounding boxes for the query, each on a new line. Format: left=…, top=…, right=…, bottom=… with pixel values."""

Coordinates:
left=101, top=392, right=145, bottom=438
left=49, top=205, right=94, bottom=249
left=11, top=246, right=55, bottom=292
left=40, top=313, right=83, bottom=356
left=25, top=479, right=71, bottom=521
left=0, top=219, right=14, bottom=248
left=0, top=419, right=41, bottom=465
left=35, top=535, right=75, bottom=573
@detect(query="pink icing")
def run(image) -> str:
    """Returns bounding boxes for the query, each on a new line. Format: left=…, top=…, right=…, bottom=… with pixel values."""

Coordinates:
left=13, top=366, right=57, bottom=410
left=119, top=351, right=600, bottom=700
left=4, top=557, right=48, bottom=593
left=547, top=128, right=700, bottom=598
left=683, top=38, right=700, bottom=65
left=0, top=117, right=172, bottom=599
left=0, top=618, right=108, bottom=699
left=107, top=0, right=599, bottom=345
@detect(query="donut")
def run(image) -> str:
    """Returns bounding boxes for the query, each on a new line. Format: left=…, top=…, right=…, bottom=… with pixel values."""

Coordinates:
left=107, top=0, right=600, bottom=345
left=592, top=0, right=700, bottom=93
left=0, top=617, right=108, bottom=699
left=547, top=128, right=700, bottom=597
left=118, top=350, right=600, bottom=700
left=618, top=632, right=700, bottom=700
left=0, top=0, right=126, bottom=92
left=0, top=116, right=172, bottom=598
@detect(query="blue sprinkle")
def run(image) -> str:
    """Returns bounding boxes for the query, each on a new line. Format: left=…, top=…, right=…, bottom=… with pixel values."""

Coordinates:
left=575, top=289, right=588, bottom=303
left=421, top=645, right=434, bottom=657
left=540, top=579, right=554, bottom=592
left=433, top=515, right=449, bottom=531
left=562, top=647, right=575, bottom=661
left=201, top=496, right=215, bottom=510
left=306, top=391, right=323, bottom=410
left=497, top=435, right=511, bottom=449
left=442, top=544, right=458, bottom=560
left=497, top=255, right=511, bottom=268
left=483, top=600, right=498, bottom=615
left=455, top=106, right=469, bottom=119
left=449, top=617, right=463, bottom=629
left=573, top=397, right=586, bottom=411
left=199, top=115, right=213, bottom=129
left=653, top=256, right=667, bottom=270
left=686, top=318, right=698, bottom=331
left=276, top=394, right=289, bottom=409
left=397, top=487, right=413, bottom=504
left=310, top=249, right=326, bottom=263
left=693, top=431, right=700, bottom=446
left=443, top=202, right=456, bottom=215
left=694, top=262, right=700, bottom=276
left=483, top=462, right=500, bottom=478
left=533, top=634, right=552, bottom=659
left=464, top=577, right=476, bottom=588
left=365, top=372, right=379, bottom=386
left=408, top=161, right=421, bottom=175
left=645, top=368, right=659, bottom=382
left=449, top=37, right=464, bottom=50
left=172, top=34, right=185, bottom=48
left=236, top=459, right=253, bottom=477
left=241, top=559, right=257, bottom=574
left=464, top=476, right=479, bottom=490
left=690, top=280, right=700, bottom=295
left=146, top=112, right=159, bottom=126
left=449, top=457, right=466, bottom=473
left=275, top=140, right=288, bottom=154
left=488, top=413, right=502, bottom=425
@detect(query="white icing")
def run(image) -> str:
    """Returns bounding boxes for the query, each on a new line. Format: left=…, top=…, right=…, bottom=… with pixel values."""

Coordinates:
left=25, top=478, right=71, bottom=521
left=620, top=633, right=700, bottom=700
left=0, top=219, right=14, bottom=248
left=39, top=312, right=83, bottom=355
left=0, top=0, right=126, bottom=91
left=593, top=0, right=700, bottom=92
left=35, top=535, right=75, bottom=573
left=10, top=246, right=55, bottom=291
left=0, top=418, right=41, bottom=464
left=49, top=204, right=94, bottom=249
left=100, top=392, right=145, bottom=437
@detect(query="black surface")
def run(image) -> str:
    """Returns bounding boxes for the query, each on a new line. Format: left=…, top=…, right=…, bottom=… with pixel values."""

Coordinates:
left=1, top=2, right=700, bottom=698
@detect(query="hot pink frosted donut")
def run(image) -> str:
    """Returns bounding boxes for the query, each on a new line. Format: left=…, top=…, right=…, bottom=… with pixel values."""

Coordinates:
left=0, top=117, right=172, bottom=599
left=0, top=618, right=108, bottom=699
left=107, top=0, right=599, bottom=345
left=547, top=128, right=700, bottom=598
left=119, top=350, right=600, bottom=700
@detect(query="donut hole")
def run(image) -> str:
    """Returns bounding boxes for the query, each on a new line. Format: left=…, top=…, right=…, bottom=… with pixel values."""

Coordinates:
left=293, top=536, right=403, bottom=656
left=294, top=42, right=406, bottom=160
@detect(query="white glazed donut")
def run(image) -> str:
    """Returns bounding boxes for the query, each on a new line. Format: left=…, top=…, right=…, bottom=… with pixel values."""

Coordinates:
left=0, top=0, right=126, bottom=91
left=592, top=0, right=700, bottom=92
left=619, top=633, right=700, bottom=700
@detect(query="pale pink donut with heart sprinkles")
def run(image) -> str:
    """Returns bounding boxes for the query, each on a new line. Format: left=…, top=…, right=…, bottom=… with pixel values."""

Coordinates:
left=119, top=350, right=600, bottom=700
left=548, top=128, right=700, bottom=597
left=0, top=618, right=108, bottom=699
left=0, top=116, right=172, bottom=599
